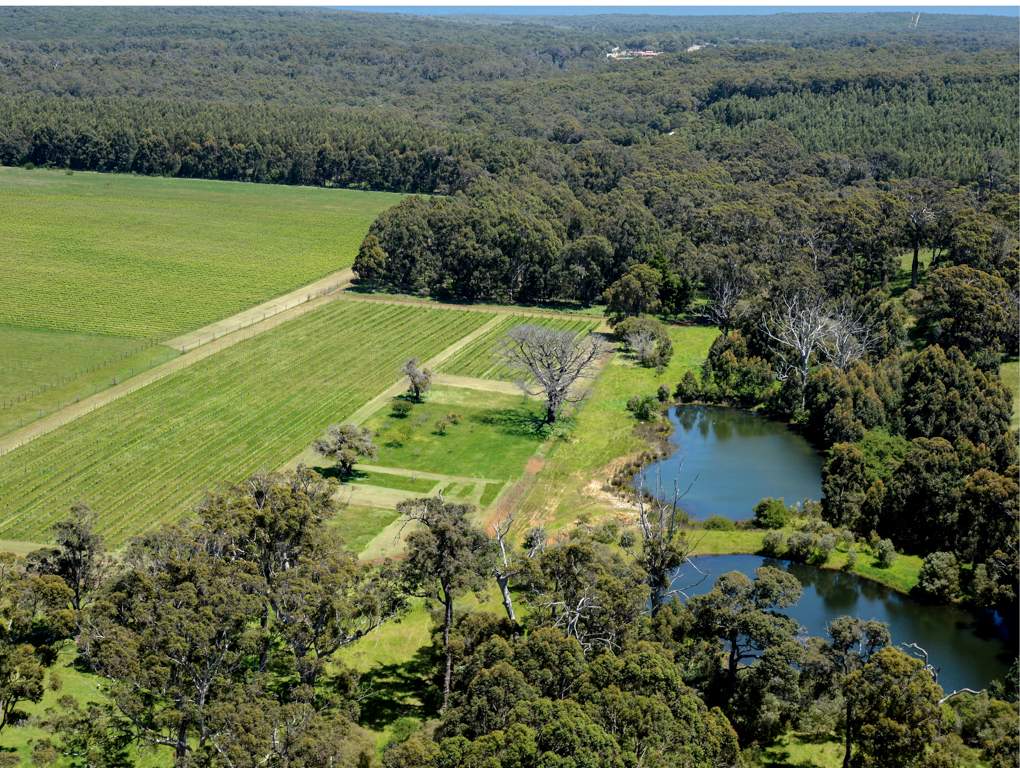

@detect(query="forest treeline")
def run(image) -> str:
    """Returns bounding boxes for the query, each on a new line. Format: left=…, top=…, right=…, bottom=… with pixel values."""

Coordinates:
left=0, top=8, right=1016, bottom=187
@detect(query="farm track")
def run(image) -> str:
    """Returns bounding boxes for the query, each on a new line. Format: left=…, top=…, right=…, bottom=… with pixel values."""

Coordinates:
left=430, top=374, right=536, bottom=396
left=167, top=268, right=355, bottom=349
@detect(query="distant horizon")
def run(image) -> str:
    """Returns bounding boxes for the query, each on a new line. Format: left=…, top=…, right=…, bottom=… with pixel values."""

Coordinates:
left=334, top=5, right=1020, bottom=16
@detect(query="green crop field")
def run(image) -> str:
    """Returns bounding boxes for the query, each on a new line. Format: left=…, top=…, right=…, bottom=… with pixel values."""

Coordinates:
left=0, top=326, right=178, bottom=437
left=0, top=300, right=488, bottom=546
left=436, top=315, right=601, bottom=380
left=0, top=168, right=403, bottom=340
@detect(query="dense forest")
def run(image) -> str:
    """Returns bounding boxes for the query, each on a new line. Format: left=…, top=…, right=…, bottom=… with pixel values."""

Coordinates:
left=0, top=8, right=1018, bottom=768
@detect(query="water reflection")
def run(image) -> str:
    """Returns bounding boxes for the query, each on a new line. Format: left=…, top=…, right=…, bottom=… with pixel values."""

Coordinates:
left=637, top=406, right=825, bottom=521
left=671, top=554, right=1016, bottom=693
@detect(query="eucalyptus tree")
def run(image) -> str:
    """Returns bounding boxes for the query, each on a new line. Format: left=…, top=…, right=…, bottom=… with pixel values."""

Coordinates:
left=687, top=566, right=803, bottom=697
left=50, top=501, right=109, bottom=612
left=396, top=497, right=490, bottom=712
left=801, top=616, right=891, bottom=768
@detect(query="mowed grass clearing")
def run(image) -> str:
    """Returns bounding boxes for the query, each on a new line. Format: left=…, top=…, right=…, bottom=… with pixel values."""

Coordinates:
left=0, top=168, right=402, bottom=339
left=357, top=386, right=549, bottom=481
left=0, top=301, right=489, bottom=547
left=0, top=326, right=178, bottom=437
left=436, top=315, right=601, bottom=380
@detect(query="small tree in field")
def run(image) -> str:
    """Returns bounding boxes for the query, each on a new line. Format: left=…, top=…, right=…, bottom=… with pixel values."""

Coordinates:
left=313, top=424, right=377, bottom=477
left=400, top=358, right=433, bottom=402
left=496, top=325, right=608, bottom=424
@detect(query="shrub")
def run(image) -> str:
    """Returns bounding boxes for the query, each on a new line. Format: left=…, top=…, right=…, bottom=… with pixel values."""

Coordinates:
left=389, top=426, right=412, bottom=446
left=915, top=551, right=960, bottom=603
left=786, top=531, right=816, bottom=562
left=876, top=538, right=898, bottom=567
left=435, top=421, right=448, bottom=436
left=812, top=532, right=836, bottom=564
left=675, top=370, right=701, bottom=403
left=753, top=497, right=789, bottom=530
left=657, top=384, right=672, bottom=403
left=626, top=393, right=659, bottom=421
left=844, top=548, right=858, bottom=571
left=617, top=316, right=673, bottom=368
left=761, top=530, right=786, bottom=557
left=385, top=717, right=423, bottom=752
left=703, top=515, right=735, bottom=531
left=802, top=517, right=827, bottom=534
left=391, top=400, right=413, bottom=418
left=837, top=528, right=856, bottom=550
left=446, top=412, right=462, bottom=424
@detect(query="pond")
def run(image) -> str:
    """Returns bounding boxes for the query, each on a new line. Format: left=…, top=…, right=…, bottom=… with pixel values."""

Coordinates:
left=670, top=554, right=1016, bottom=693
left=636, top=405, right=824, bottom=521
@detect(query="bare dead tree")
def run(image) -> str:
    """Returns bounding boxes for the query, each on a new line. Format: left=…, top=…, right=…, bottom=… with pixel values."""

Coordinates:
left=901, top=642, right=984, bottom=704
left=761, top=293, right=832, bottom=409
left=534, top=578, right=608, bottom=652
left=624, top=327, right=658, bottom=363
left=496, top=325, right=609, bottom=424
left=621, top=462, right=705, bottom=616
left=823, top=299, right=876, bottom=372
left=490, top=508, right=537, bottom=637
left=706, top=277, right=750, bottom=335
left=799, top=228, right=837, bottom=275
left=525, top=525, right=548, bottom=557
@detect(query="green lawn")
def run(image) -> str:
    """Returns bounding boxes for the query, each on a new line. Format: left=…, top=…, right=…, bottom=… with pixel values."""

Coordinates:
left=0, top=168, right=403, bottom=340
left=696, top=526, right=924, bottom=595
left=347, top=470, right=438, bottom=495
left=331, top=504, right=403, bottom=554
left=0, top=301, right=489, bottom=547
left=889, top=247, right=933, bottom=302
left=1, top=647, right=167, bottom=768
left=359, top=385, right=550, bottom=481
left=0, top=326, right=178, bottom=437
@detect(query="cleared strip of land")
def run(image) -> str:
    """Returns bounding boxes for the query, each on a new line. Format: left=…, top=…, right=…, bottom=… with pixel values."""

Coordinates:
left=338, top=293, right=610, bottom=327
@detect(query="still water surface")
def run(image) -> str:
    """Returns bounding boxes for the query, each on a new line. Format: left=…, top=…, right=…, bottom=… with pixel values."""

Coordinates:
left=671, top=554, right=1015, bottom=693
left=637, top=405, right=824, bottom=521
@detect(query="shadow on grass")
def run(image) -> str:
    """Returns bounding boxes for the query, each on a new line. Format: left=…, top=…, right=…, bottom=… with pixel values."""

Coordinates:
left=357, top=647, right=439, bottom=730
left=315, top=464, right=356, bottom=483
left=474, top=407, right=551, bottom=438
left=759, top=753, right=819, bottom=768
